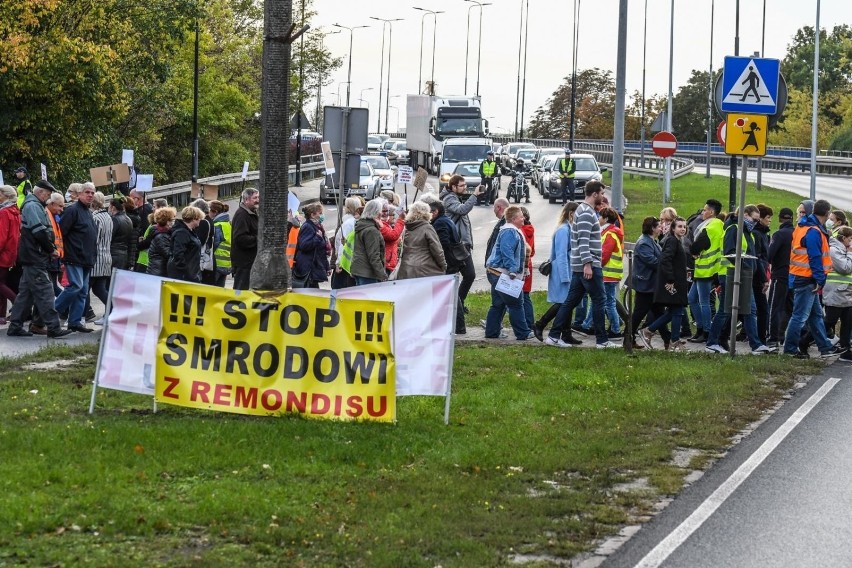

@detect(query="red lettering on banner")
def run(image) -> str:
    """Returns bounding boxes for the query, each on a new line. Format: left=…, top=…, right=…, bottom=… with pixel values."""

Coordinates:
left=191, top=381, right=211, bottom=403
left=286, top=391, right=307, bottom=413
left=162, top=376, right=181, bottom=399
left=213, top=383, right=232, bottom=405
left=345, top=396, right=363, bottom=417
left=311, top=393, right=330, bottom=414
left=367, top=396, right=387, bottom=417
left=261, top=389, right=283, bottom=411
left=234, top=386, right=258, bottom=409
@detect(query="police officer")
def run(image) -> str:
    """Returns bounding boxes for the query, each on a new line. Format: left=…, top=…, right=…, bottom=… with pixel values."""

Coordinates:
left=13, top=166, right=32, bottom=208
left=478, top=150, right=499, bottom=206
left=556, top=149, right=576, bottom=204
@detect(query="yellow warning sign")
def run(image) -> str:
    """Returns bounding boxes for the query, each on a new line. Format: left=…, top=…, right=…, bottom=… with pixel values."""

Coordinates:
left=724, top=114, right=768, bottom=156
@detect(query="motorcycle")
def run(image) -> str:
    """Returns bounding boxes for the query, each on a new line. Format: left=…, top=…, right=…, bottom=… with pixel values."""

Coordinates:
left=505, top=169, right=528, bottom=204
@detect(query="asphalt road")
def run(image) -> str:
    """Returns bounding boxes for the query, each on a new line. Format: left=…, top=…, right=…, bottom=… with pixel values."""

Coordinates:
left=603, top=361, right=852, bottom=568
left=709, top=166, right=852, bottom=211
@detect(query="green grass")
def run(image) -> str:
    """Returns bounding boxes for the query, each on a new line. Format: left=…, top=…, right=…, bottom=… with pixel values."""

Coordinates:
left=610, top=171, right=801, bottom=242
left=0, top=332, right=822, bottom=566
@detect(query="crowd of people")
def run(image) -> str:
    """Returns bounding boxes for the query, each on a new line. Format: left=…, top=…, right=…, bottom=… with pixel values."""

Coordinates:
left=3, top=165, right=849, bottom=361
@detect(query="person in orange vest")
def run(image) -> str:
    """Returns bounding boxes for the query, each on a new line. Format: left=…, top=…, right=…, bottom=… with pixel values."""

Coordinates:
left=783, top=199, right=840, bottom=358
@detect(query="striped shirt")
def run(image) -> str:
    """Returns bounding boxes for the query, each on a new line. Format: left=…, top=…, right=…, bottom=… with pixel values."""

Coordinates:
left=570, top=202, right=602, bottom=271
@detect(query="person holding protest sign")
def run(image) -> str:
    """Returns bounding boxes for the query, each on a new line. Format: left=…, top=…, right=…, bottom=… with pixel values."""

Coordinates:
left=166, top=206, right=204, bottom=282
left=351, top=199, right=387, bottom=286
left=292, top=200, right=331, bottom=289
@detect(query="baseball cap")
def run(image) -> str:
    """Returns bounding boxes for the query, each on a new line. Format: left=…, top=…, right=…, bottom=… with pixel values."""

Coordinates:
left=486, top=150, right=494, bottom=155
left=564, top=148, right=571, bottom=154
left=778, top=207, right=794, bottom=220
left=15, top=166, right=27, bottom=174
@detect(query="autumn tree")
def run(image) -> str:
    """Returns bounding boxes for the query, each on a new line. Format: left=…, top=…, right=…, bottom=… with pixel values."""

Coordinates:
left=526, top=68, right=616, bottom=140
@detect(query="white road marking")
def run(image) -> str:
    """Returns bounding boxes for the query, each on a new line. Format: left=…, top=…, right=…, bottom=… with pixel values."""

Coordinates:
left=635, top=377, right=842, bottom=568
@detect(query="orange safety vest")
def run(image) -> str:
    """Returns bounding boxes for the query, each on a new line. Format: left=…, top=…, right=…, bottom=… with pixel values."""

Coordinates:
left=285, top=225, right=299, bottom=268
left=48, top=213, right=64, bottom=259
left=789, top=224, right=831, bottom=278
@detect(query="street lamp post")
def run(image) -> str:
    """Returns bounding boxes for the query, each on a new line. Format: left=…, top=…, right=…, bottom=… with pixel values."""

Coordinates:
left=513, top=0, right=525, bottom=139
left=640, top=0, right=648, bottom=169
left=333, top=23, right=369, bottom=106
left=191, top=13, right=200, bottom=184
left=414, top=7, right=442, bottom=95
left=336, top=81, right=351, bottom=106
left=370, top=17, right=403, bottom=133
left=359, top=87, right=374, bottom=111
left=314, top=28, right=340, bottom=131
left=388, top=105, right=400, bottom=132
left=464, top=0, right=491, bottom=97
left=706, top=0, right=715, bottom=178
left=519, top=0, right=530, bottom=138
left=569, top=0, right=582, bottom=150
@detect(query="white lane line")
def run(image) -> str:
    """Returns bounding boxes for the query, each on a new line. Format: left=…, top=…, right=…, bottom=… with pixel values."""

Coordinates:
left=635, top=377, right=842, bottom=568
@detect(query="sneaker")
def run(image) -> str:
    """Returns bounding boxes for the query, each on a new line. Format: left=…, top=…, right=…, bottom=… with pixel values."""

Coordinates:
left=48, top=329, right=74, bottom=338
left=766, top=341, right=779, bottom=350
left=532, top=323, right=544, bottom=342
left=830, top=335, right=840, bottom=347
left=485, top=331, right=509, bottom=339
left=670, top=340, right=688, bottom=352
left=571, top=323, right=590, bottom=337
left=820, top=346, right=843, bottom=358
left=607, top=329, right=624, bottom=339
left=545, top=336, right=572, bottom=348
left=85, top=312, right=97, bottom=323
left=518, top=331, right=536, bottom=341
left=705, top=344, right=728, bottom=354
left=751, top=344, right=774, bottom=355
left=596, top=341, right=620, bottom=349
left=838, top=350, right=852, bottom=362
left=638, top=328, right=654, bottom=349
left=93, top=317, right=105, bottom=326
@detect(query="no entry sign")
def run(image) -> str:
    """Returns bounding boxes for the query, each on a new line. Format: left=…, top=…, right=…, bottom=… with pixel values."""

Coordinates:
left=652, top=131, right=678, bottom=158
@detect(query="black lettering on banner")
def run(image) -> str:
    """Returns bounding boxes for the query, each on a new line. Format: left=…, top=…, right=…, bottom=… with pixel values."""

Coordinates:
left=222, top=300, right=247, bottom=330
left=168, top=293, right=206, bottom=325
left=343, top=352, right=388, bottom=384
left=163, top=333, right=187, bottom=366
left=313, top=349, right=340, bottom=383
left=253, top=343, right=280, bottom=378
left=314, top=308, right=340, bottom=337
left=191, top=337, right=222, bottom=371
left=281, top=305, right=309, bottom=335
left=252, top=302, right=279, bottom=332
left=226, top=341, right=251, bottom=374
left=353, top=311, right=385, bottom=342
left=283, top=346, right=308, bottom=379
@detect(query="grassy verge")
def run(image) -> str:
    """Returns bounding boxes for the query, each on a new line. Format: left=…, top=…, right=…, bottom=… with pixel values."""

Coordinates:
left=0, top=330, right=821, bottom=566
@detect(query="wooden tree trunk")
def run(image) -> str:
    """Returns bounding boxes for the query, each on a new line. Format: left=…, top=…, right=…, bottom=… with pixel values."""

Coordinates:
left=251, top=0, right=292, bottom=290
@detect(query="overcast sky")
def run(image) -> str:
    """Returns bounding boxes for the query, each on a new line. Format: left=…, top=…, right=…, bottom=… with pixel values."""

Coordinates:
left=311, top=0, right=847, bottom=134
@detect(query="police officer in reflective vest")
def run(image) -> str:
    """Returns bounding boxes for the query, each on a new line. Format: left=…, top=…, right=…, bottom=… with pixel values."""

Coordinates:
left=478, top=150, right=499, bottom=206
left=783, top=199, right=836, bottom=357
left=14, top=166, right=32, bottom=208
left=556, top=149, right=576, bottom=204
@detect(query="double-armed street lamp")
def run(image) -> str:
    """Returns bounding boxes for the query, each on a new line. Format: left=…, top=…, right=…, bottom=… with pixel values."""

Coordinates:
left=463, top=0, right=491, bottom=97
left=413, top=7, right=443, bottom=95
left=359, top=87, right=374, bottom=110
left=333, top=23, right=369, bottom=106
left=370, top=16, right=403, bottom=133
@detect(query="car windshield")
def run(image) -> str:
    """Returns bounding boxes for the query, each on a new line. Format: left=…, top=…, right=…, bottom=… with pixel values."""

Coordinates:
left=454, top=164, right=481, bottom=177
left=574, top=158, right=599, bottom=171
left=442, top=145, right=491, bottom=162
left=360, top=164, right=371, bottom=176
left=365, top=156, right=390, bottom=170
left=517, top=149, right=538, bottom=160
left=393, top=142, right=407, bottom=150
left=368, top=136, right=382, bottom=145
left=382, top=140, right=397, bottom=150
left=508, top=143, right=534, bottom=154
left=435, top=117, right=482, bottom=136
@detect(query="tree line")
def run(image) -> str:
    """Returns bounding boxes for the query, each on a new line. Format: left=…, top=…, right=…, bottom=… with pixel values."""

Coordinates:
left=527, top=25, right=852, bottom=152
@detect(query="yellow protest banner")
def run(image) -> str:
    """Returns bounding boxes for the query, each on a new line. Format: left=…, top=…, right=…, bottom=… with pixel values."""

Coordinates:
left=724, top=113, right=768, bottom=157
left=155, top=282, right=396, bottom=422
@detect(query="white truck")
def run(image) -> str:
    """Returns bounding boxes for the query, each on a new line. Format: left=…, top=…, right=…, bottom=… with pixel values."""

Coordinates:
left=437, top=137, right=492, bottom=190
left=406, top=95, right=489, bottom=176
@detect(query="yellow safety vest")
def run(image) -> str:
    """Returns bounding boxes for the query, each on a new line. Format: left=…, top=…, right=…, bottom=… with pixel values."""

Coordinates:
left=135, top=225, right=155, bottom=266
left=16, top=180, right=31, bottom=208
left=340, top=229, right=355, bottom=273
left=694, top=218, right=724, bottom=278
left=559, top=158, right=575, bottom=179
left=601, top=230, right=623, bottom=281
left=481, top=160, right=496, bottom=177
left=213, top=220, right=232, bottom=272
left=720, top=225, right=751, bottom=269
left=826, top=271, right=852, bottom=285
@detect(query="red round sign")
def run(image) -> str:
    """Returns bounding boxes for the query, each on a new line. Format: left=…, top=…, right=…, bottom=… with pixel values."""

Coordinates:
left=651, top=131, right=678, bottom=158
left=716, top=121, right=727, bottom=145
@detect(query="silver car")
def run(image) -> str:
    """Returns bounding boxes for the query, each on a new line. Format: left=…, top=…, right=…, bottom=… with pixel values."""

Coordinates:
left=386, top=140, right=409, bottom=165
left=319, top=160, right=382, bottom=203
left=362, top=155, right=396, bottom=190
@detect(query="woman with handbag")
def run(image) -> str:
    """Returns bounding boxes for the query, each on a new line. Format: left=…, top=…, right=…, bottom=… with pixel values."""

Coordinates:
left=292, top=200, right=331, bottom=289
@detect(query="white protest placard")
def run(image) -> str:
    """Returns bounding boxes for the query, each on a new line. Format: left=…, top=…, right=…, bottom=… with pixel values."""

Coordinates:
left=495, top=273, right=523, bottom=298
left=321, top=141, right=335, bottom=174
left=121, top=149, right=134, bottom=167
left=40, top=163, right=47, bottom=181
left=397, top=165, right=413, bottom=184
left=241, top=161, right=249, bottom=180
left=135, top=174, right=154, bottom=191
left=0, top=170, right=4, bottom=186
left=288, top=192, right=300, bottom=215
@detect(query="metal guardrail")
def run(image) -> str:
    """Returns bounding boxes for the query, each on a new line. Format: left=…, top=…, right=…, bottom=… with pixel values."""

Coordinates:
left=147, top=154, right=326, bottom=206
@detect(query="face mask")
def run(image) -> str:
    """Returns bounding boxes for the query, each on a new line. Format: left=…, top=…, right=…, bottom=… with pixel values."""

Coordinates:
left=318, top=214, right=325, bottom=223
left=744, top=218, right=756, bottom=231
left=826, top=220, right=835, bottom=230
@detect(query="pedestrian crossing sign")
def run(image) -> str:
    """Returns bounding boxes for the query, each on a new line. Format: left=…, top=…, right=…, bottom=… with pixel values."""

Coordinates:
left=721, top=56, right=780, bottom=115
left=724, top=113, right=768, bottom=157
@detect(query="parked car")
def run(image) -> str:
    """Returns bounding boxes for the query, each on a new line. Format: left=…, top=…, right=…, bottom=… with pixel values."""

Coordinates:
left=319, top=158, right=382, bottom=203
left=380, top=138, right=404, bottom=157
left=362, top=155, right=396, bottom=190
left=367, top=135, right=384, bottom=153
left=512, top=148, right=540, bottom=176
left=543, top=153, right=607, bottom=203
left=289, top=130, right=322, bottom=141
left=385, top=140, right=409, bottom=165
left=449, top=162, right=484, bottom=201
left=500, top=142, right=536, bottom=171
left=534, top=155, right=559, bottom=195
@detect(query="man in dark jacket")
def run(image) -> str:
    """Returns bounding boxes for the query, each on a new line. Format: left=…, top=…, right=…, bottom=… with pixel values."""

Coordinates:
left=430, top=200, right=467, bottom=334
left=751, top=204, right=773, bottom=344
left=54, top=182, right=97, bottom=332
left=230, top=187, right=259, bottom=290
left=7, top=181, right=72, bottom=338
left=766, top=207, right=794, bottom=348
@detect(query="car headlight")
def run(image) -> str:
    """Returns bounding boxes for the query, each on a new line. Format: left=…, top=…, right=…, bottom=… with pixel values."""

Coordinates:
left=592, top=173, right=602, bottom=181
left=440, top=173, right=451, bottom=182
left=381, top=174, right=391, bottom=180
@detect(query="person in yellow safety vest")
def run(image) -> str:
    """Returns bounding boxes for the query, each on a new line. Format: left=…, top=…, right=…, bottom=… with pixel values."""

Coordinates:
left=599, top=207, right=624, bottom=338
left=478, top=150, right=499, bottom=206
left=783, top=199, right=837, bottom=357
left=556, top=149, right=576, bottom=205
left=705, top=205, right=774, bottom=355
left=687, top=199, right=724, bottom=343
left=823, top=226, right=852, bottom=361
left=827, top=209, right=847, bottom=239
left=209, top=200, right=231, bottom=288
left=332, top=197, right=362, bottom=289
left=13, top=166, right=32, bottom=208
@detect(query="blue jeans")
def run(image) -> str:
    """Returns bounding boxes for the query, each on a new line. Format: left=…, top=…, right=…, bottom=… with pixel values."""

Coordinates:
left=573, top=295, right=588, bottom=326
left=355, top=276, right=380, bottom=286
left=549, top=268, right=608, bottom=344
left=522, top=292, right=534, bottom=330
left=54, top=263, right=90, bottom=325
left=783, top=284, right=832, bottom=354
left=582, top=282, right=620, bottom=332
left=649, top=305, right=685, bottom=342
left=485, top=273, right=530, bottom=339
left=688, top=278, right=713, bottom=332
left=707, top=276, right=762, bottom=350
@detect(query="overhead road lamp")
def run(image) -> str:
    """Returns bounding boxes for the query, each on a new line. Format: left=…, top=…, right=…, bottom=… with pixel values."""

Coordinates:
left=413, top=7, right=443, bottom=95
left=332, top=23, right=369, bottom=106
left=463, top=0, right=491, bottom=97
left=359, top=87, right=374, bottom=110
left=370, top=16, right=403, bottom=133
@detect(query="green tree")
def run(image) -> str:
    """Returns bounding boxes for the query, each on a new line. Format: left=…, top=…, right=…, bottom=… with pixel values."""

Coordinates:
left=526, top=68, right=616, bottom=140
left=671, top=70, right=717, bottom=142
